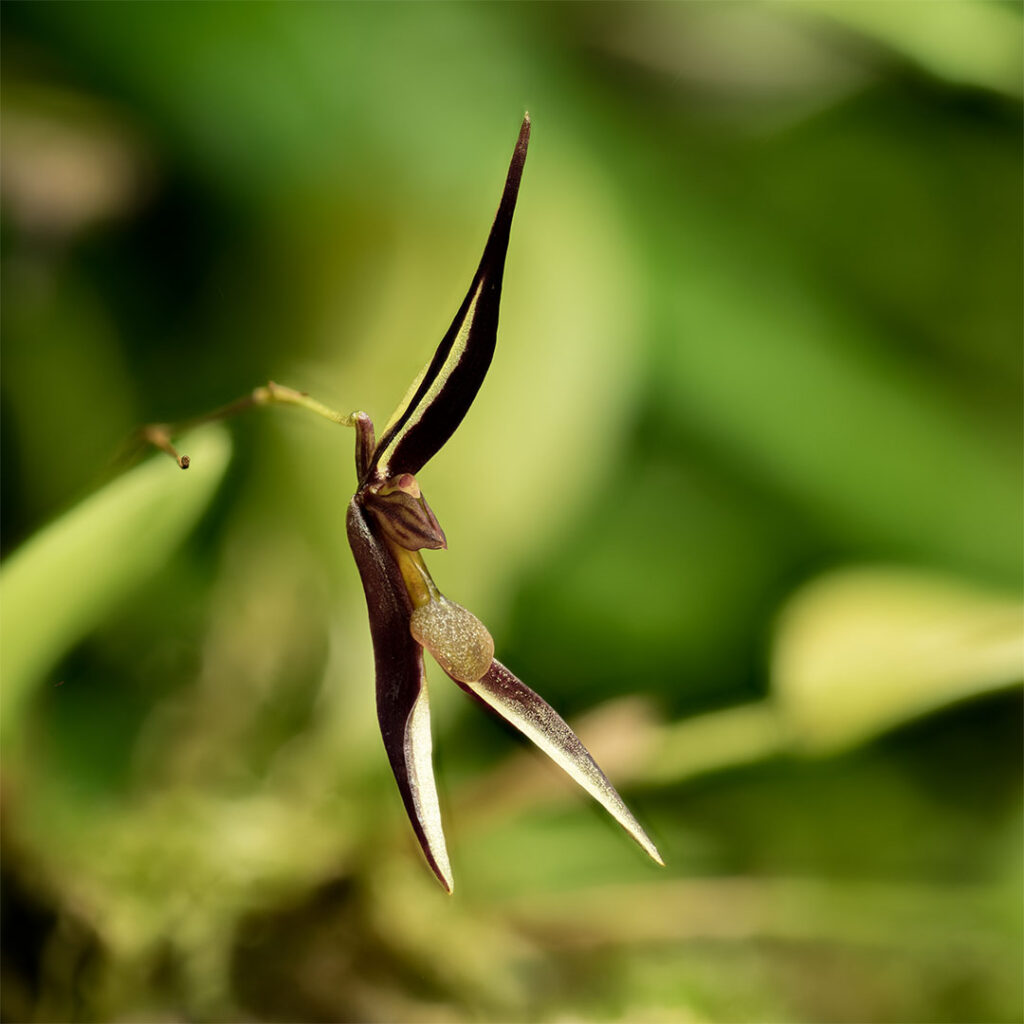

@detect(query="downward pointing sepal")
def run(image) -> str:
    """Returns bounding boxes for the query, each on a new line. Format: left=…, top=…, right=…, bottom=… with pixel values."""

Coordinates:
left=449, top=659, right=663, bottom=866
left=346, top=497, right=453, bottom=891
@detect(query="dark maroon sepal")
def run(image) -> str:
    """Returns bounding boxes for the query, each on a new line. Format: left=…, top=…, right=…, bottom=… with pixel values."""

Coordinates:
left=345, top=498, right=453, bottom=890
left=368, top=115, right=531, bottom=479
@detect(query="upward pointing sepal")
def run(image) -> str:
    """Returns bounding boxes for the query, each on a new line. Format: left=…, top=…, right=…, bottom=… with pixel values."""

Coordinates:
left=369, top=115, right=531, bottom=481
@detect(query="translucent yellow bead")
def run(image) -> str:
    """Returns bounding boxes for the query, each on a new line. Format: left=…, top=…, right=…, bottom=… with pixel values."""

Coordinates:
left=410, top=597, right=495, bottom=683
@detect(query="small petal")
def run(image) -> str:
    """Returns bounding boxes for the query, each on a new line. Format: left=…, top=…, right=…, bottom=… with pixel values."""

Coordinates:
left=363, top=484, right=447, bottom=551
left=453, top=659, right=664, bottom=866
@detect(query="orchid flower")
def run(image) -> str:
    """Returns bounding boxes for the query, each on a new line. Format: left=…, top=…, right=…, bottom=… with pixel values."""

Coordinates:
left=146, top=115, right=661, bottom=891
left=344, top=116, right=662, bottom=891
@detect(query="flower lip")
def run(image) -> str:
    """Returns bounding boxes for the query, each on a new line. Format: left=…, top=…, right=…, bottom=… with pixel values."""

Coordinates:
left=410, top=596, right=495, bottom=683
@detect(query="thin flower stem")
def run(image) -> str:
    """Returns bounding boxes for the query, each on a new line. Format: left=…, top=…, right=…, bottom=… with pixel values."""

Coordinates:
left=252, top=381, right=357, bottom=427
left=142, top=381, right=362, bottom=468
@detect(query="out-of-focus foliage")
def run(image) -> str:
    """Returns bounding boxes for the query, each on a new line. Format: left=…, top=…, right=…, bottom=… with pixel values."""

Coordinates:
left=1, top=3, right=1020, bottom=1023
left=1, top=426, right=230, bottom=738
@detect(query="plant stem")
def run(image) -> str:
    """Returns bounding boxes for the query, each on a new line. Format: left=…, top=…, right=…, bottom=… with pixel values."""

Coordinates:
left=142, top=381, right=361, bottom=468
left=251, top=381, right=357, bottom=426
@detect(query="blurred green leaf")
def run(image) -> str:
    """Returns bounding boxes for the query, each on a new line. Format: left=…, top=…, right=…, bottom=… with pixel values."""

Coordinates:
left=772, top=566, right=1024, bottom=753
left=650, top=217, right=1020, bottom=582
left=1, top=426, right=230, bottom=738
left=795, top=0, right=1024, bottom=98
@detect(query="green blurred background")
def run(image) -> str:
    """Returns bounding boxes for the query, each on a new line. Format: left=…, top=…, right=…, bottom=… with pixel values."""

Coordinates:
left=2, top=3, right=1022, bottom=1022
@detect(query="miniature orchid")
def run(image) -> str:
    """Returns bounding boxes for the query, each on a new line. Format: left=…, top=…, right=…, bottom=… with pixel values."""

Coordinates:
left=147, top=115, right=661, bottom=891
left=343, top=116, right=661, bottom=891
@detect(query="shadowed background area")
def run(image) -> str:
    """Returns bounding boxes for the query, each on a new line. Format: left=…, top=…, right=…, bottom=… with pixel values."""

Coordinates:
left=1, top=3, right=1021, bottom=1022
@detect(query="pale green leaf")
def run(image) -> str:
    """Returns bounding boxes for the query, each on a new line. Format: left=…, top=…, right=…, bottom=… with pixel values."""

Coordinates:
left=772, top=566, right=1024, bottom=753
left=1, top=426, right=231, bottom=738
left=792, top=0, right=1023, bottom=99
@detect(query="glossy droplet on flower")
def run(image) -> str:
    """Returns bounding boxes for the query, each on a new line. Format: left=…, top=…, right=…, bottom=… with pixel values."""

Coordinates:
left=410, top=596, right=494, bottom=683
left=363, top=474, right=447, bottom=551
